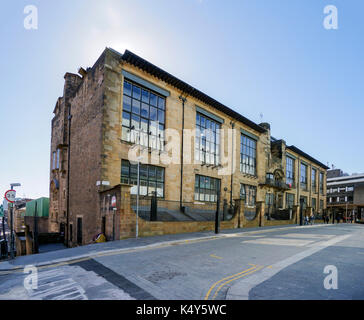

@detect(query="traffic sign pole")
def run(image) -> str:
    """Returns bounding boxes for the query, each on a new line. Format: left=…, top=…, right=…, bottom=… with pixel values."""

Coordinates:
left=4, top=189, right=16, bottom=259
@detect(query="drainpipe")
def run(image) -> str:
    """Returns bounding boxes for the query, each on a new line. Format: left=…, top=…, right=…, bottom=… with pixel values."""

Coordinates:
left=179, top=95, right=187, bottom=211
left=66, top=105, right=72, bottom=247
left=230, top=122, right=235, bottom=207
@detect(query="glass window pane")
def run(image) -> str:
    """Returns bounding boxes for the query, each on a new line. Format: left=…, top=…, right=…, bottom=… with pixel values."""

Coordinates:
left=150, top=121, right=157, bottom=135
left=150, top=93, right=157, bottom=106
left=148, top=181, right=156, bottom=196
left=131, top=114, right=140, bottom=130
left=141, top=103, right=149, bottom=118
left=123, top=95, right=131, bottom=112
left=142, top=89, right=149, bottom=103
left=123, top=81, right=132, bottom=96
left=150, top=107, right=157, bottom=121
left=121, top=162, right=129, bottom=177
left=200, top=176, right=205, bottom=189
left=158, top=110, right=165, bottom=124
left=140, top=165, right=148, bottom=179
left=122, top=127, right=130, bottom=141
left=132, top=99, right=140, bottom=115
left=141, top=118, right=148, bottom=132
left=122, top=111, right=130, bottom=127
left=130, top=164, right=137, bottom=178
left=156, top=182, right=164, bottom=197
left=158, top=97, right=165, bottom=110
left=156, top=167, right=164, bottom=181
left=140, top=180, right=148, bottom=196
left=132, top=85, right=141, bottom=100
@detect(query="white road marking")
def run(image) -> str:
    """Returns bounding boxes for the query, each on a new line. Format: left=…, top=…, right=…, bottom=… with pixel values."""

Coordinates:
left=228, top=234, right=352, bottom=300
left=241, top=238, right=315, bottom=247
left=278, top=233, right=334, bottom=239
left=0, top=265, right=135, bottom=300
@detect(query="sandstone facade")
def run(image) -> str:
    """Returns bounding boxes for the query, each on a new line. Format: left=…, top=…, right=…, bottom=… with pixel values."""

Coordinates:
left=49, top=48, right=328, bottom=246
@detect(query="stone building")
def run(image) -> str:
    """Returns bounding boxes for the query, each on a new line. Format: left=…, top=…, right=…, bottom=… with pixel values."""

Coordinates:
left=327, top=170, right=364, bottom=222
left=49, top=48, right=328, bottom=246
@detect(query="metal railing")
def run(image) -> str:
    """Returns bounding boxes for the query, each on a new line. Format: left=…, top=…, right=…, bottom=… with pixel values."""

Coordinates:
left=130, top=195, right=234, bottom=222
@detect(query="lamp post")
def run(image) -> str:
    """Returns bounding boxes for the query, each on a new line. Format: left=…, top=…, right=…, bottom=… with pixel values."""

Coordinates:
left=9, top=183, right=21, bottom=259
left=136, top=155, right=143, bottom=239
left=299, top=197, right=304, bottom=226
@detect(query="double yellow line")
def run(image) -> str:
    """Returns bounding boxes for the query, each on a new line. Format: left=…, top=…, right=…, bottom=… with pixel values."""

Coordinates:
left=204, top=264, right=264, bottom=300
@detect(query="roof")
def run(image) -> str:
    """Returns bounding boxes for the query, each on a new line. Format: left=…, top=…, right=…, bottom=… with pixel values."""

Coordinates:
left=107, top=48, right=266, bottom=134
left=327, top=177, right=364, bottom=186
left=328, top=173, right=364, bottom=183
left=286, top=145, right=329, bottom=170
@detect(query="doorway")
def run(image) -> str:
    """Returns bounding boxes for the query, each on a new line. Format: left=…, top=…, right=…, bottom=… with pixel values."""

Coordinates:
left=77, top=218, right=82, bottom=245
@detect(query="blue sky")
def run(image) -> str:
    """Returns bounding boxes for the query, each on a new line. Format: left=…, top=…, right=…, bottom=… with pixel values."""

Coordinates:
left=1, top=0, right=363, bottom=199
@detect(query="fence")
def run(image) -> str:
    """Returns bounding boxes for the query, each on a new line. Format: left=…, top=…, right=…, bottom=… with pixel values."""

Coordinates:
left=130, top=195, right=235, bottom=222
left=264, top=207, right=292, bottom=221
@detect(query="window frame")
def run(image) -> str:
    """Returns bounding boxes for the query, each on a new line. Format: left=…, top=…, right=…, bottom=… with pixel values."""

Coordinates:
left=240, top=134, right=257, bottom=176
left=300, top=163, right=308, bottom=190
left=286, top=193, right=295, bottom=209
left=121, top=80, right=166, bottom=151
left=311, top=168, right=317, bottom=191
left=195, top=113, right=221, bottom=166
left=286, top=156, right=295, bottom=186
left=121, top=160, right=165, bottom=198
left=240, top=184, right=257, bottom=207
left=194, top=175, right=220, bottom=203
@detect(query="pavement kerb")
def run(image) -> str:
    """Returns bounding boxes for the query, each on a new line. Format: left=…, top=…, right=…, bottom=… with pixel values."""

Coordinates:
left=0, top=223, right=334, bottom=274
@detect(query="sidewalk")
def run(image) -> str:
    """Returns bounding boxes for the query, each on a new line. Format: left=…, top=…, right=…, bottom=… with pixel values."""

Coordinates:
left=0, top=223, right=330, bottom=271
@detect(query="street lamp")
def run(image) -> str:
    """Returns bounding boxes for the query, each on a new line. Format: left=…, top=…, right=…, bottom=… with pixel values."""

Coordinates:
left=9, top=183, right=21, bottom=259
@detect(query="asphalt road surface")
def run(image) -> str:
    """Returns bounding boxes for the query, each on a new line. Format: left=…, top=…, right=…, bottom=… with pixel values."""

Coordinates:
left=0, top=223, right=363, bottom=300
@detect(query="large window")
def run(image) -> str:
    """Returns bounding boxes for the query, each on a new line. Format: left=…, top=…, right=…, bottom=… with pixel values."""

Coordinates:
left=286, top=156, right=295, bottom=186
left=300, top=196, right=307, bottom=210
left=300, top=163, right=308, bottom=190
left=52, top=151, right=56, bottom=170
left=311, top=168, right=317, bottom=191
left=122, top=80, right=165, bottom=151
left=195, top=113, right=220, bottom=165
left=240, top=135, right=257, bottom=176
left=312, top=198, right=317, bottom=213
left=286, top=193, right=295, bottom=209
left=121, top=160, right=165, bottom=197
left=240, top=184, right=257, bottom=207
left=319, top=172, right=324, bottom=194
left=194, top=175, right=220, bottom=202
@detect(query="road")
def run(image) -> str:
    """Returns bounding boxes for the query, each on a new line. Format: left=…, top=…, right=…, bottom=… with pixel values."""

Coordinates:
left=0, top=223, right=363, bottom=300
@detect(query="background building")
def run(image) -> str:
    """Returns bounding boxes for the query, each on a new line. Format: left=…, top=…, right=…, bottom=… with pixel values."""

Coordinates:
left=327, top=169, right=364, bottom=222
left=50, top=48, right=328, bottom=246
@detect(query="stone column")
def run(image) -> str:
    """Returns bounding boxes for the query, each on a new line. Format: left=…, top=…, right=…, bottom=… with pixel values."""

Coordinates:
left=256, top=201, right=265, bottom=227
left=25, top=225, right=33, bottom=255
left=234, top=199, right=245, bottom=228
left=293, top=205, right=299, bottom=224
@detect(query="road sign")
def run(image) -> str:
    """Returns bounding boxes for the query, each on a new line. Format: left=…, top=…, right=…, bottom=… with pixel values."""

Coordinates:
left=4, top=190, right=16, bottom=203
left=111, top=196, right=117, bottom=208
left=0, top=205, right=3, bottom=217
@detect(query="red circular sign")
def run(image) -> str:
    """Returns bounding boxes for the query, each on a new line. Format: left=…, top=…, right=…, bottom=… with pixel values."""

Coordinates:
left=4, top=190, right=16, bottom=203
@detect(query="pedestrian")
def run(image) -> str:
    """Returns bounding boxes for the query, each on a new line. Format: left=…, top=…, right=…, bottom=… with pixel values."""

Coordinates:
left=311, top=214, right=315, bottom=225
left=326, top=215, right=330, bottom=224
